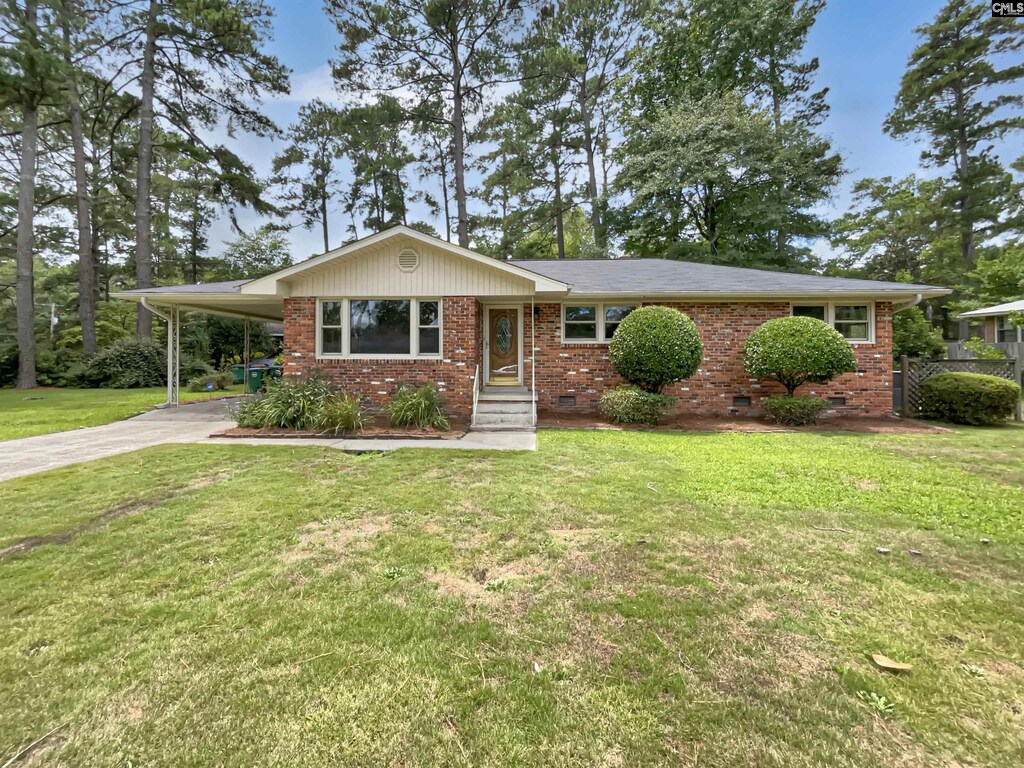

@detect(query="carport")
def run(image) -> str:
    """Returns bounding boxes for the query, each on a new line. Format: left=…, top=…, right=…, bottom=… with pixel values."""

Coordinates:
left=112, top=280, right=285, bottom=407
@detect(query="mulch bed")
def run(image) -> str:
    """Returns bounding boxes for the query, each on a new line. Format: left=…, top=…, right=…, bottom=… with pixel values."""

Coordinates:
left=213, top=420, right=469, bottom=441
left=537, top=411, right=949, bottom=435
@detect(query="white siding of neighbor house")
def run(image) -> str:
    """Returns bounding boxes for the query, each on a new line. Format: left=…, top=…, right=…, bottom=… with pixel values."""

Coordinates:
left=287, top=238, right=535, bottom=297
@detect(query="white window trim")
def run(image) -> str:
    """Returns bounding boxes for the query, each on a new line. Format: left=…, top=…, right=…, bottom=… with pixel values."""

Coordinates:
left=995, top=315, right=1022, bottom=343
left=561, top=302, right=639, bottom=344
left=790, top=301, right=875, bottom=344
left=316, top=298, right=443, bottom=360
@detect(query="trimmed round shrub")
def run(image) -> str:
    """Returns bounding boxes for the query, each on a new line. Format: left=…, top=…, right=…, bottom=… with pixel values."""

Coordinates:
left=918, top=372, right=1020, bottom=425
left=608, top=306, right=703, bottom=393
left=763, top=395, right=828, bottom=426
left=744, top=316, right=856, bottom=396
left=599, top=385, right=676, bottom=425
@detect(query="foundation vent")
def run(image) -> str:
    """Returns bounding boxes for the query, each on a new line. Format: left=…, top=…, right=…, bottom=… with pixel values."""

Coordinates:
left=732, top=395, right=751, bottom=407
left=828, top=397, right=847, bottom=407
left=397, top=247, right=419, bottom=272
left=558, top=395, right=576, bottom=407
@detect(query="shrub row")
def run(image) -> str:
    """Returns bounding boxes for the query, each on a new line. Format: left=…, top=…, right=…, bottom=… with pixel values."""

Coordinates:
left=233, top=375, right=450, bottom=433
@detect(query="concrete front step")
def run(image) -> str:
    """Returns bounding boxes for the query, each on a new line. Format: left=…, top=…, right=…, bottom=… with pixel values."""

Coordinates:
left=476, top=400, right=532, bottom=414
left=470, top=423, right=536, bottom=433
left=472, top=412, right=534, bottom=427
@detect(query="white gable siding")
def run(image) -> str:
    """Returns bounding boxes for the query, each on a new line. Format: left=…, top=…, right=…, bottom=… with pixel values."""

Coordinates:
left=287, top=239, right=534, bottom=297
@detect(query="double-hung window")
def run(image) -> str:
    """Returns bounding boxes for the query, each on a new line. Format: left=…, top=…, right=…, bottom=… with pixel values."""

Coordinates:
left=996, top=316, right=1021, bottom=343
left=791, top=302, right=873, bottom=342
left=562, top=303, right=638, bottom=343
left=318, top=299, right=442, bottom=357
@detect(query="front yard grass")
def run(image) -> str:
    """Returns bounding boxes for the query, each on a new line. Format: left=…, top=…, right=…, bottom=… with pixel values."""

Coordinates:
left=0, top=386, right=245, bottom=441
left=1, top=427, right=1023, bottom=766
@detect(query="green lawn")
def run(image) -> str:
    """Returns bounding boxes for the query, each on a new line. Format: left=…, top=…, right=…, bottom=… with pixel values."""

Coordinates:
left=2, top=428, right=1023, bottom=766
left=0, top=386, right=245, bottom=441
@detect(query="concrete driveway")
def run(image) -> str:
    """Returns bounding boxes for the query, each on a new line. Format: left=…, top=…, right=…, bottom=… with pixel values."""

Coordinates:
left=0, top=398, right=535, bottom=482
left=0, top=399, right=236, bottom=482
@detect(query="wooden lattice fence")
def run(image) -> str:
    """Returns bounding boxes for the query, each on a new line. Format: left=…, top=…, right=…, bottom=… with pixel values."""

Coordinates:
left=899, top=356, right=1023, bottom=421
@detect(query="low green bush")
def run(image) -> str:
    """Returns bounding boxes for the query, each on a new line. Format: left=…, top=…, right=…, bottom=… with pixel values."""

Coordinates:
left=73, top=339, right=166, bottom=388
left=387, top=384, right=449, bottom=430
left=187, top=372, right=234, bottom=393
left=180, top=356, right=215, bottom=382
left=599, top=385, right=676, bottom=425
left=918, top=372, right=1020, bottom=425
left=233, top=374, right=334, bottom=430
left=321, top=393, right=364, bottom=435
left=762, top=395, right=829, bottom=426
left=608, top=306, right=703, bottom=393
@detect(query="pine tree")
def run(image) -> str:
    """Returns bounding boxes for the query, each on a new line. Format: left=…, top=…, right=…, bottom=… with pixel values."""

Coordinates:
left=273, top=100, right=345, bottom=253
left=327, top=0, right=526, bottom=248
left=885, top=0, right=1024, bottom=272
left=109, top=0, right=288, bottom=338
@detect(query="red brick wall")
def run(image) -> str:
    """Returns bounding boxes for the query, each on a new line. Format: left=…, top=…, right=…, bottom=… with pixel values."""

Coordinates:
left=283, top=296, right=895, bottom=419
left=526, top=301, right=894, bottom=417
left=282, top=296, right=479, bottom=418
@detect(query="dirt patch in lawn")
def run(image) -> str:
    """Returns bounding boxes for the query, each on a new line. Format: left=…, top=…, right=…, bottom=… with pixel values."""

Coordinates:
left=0, top=471, right=235, bottom=561
left=538, top=411, right=948, bottom=435
left=427, top=556, right=548, bottom=606
left=283, top=515, right=392, bottom=563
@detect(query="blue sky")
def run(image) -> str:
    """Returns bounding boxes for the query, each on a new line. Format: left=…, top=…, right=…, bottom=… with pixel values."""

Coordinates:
left=207, top=0, right=1020, bottom=263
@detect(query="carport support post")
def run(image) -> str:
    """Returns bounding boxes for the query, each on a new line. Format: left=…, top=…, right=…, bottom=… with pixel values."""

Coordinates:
left=170, top=306, right=179, bottom=407
left=142, top=298, right=179, bottom=408
left=243, top=318, right=250, bottom=395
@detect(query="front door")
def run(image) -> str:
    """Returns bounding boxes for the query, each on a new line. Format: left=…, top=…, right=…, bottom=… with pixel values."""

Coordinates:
left=486, top=307, right=520, bottom=385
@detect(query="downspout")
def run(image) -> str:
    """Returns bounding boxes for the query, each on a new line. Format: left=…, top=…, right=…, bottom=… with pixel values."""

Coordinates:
left=141, top=297, right=177, bottom=408
left=893, top=293, right=923, bottom=313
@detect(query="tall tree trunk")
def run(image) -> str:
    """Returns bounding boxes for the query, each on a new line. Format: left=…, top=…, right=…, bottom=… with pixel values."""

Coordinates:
left=320, top=188, right=329, bottom=252
left=16, top=0, right=40, bottom=389
left=769, top=55, right=788, bottom=262
left=954, top=86, right=974, bottom=270
left=578, top=83, right=604, bottom=252
left=552, top=145, right=566, bottom=260
left=134, top=0, right=159, bottom=338
left=438, top=142, right=451, bottom=242
left=451, top=47, right=470, bottom=248
left=61, top=6, right=96, bottom=355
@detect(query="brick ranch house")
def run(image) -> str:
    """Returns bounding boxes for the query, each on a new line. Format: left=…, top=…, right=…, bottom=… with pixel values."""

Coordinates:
left=116, top=226, right=950, bottom=428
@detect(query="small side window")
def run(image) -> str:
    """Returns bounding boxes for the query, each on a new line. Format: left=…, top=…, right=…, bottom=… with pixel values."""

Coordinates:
left=792, top=305, right=826, bottom=321
left=564, top=305, right=598, bottom=340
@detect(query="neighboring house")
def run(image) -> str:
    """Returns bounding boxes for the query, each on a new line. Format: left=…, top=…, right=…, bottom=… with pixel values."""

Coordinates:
left=959, top=300, right=1024, bottom=344
left=115, top=226, right=949, bottom=425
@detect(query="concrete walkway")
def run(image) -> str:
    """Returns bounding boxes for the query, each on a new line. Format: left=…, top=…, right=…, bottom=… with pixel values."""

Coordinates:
left=0, top=399, right=535, bottom=482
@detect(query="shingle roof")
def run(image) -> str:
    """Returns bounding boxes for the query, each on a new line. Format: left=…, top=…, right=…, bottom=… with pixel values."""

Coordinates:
left=508, top=258, right=947, bottom=297
left=960, top=299, right=1024, bottom=318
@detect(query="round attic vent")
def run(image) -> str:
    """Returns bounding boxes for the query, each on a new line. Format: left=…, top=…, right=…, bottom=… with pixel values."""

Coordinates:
left=397, top=247, right=419, bottom=272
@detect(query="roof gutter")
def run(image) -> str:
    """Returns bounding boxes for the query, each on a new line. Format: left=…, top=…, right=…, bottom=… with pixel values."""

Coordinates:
left=893, top=293, right=924, bottom=313
left=140, top=296, right=172, bottom=323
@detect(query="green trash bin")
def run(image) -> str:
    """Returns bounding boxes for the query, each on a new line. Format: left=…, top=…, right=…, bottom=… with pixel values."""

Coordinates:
left=230, top=364, right=245, bottom=384
left=246, top=367, right=266, bottom=392
left=269, top=365, right=283, bottom=380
